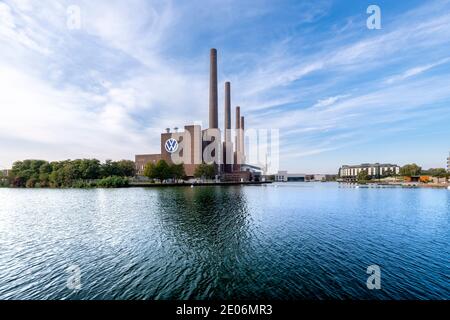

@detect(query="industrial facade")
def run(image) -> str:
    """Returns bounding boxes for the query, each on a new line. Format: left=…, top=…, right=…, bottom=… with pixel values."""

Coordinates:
left=135, top=49, right=253, bottom=180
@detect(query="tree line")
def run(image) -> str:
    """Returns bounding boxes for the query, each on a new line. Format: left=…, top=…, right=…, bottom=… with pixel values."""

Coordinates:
left=0, top=159, right=220, bottom=187
left=1, top=159, right=135, bottom=188
left=142, top=160, right=216, bottom=182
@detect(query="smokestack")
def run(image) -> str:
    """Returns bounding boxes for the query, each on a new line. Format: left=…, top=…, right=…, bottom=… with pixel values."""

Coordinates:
left=235, top=106, right=241, bottom=152
left=240, top=116, right=245, bottom=157
left=209, top=48, right=218, bottom=129
left=224, top=82, right=231, bottom=142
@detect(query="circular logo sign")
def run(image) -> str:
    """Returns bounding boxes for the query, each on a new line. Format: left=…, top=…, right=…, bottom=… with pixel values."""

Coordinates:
left=165, top=138, right=179, bottom=153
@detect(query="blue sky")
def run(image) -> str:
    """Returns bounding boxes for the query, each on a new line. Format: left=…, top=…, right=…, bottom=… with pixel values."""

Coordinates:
left=0, top=0, right=449, bottom=173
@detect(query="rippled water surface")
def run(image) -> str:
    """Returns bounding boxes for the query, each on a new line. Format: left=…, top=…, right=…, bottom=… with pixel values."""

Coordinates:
left=0, top=183, right=448, bottom=300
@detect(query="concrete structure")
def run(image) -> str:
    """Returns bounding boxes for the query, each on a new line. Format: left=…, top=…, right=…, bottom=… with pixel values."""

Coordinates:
left=311, top=174, right=337, bottom=182
left=240, top=116, right=245, bottom=163
left=233, top=106, right=245, bottom=172
left=135, top=48, right=257, bottom=181
left=275, top=171, right=312, bottom=182
left=339, top=163, right=400, bottom=181
left=223, top=82, right=233, bottom=173
left=274, top=171, right=336, bottom=182
left=209, top=48, right=218, bottom=129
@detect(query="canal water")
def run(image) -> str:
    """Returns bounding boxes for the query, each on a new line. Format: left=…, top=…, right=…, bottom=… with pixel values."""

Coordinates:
left=0, top=183, right=448, bottom=299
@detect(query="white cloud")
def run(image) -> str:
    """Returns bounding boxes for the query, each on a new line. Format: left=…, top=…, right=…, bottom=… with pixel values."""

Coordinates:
left=385, top=57, right=450, bottom=84
left=313, top=95, right=350, bottom=108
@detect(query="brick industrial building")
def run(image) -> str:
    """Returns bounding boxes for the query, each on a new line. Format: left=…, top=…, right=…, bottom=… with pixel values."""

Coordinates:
left=135, top=49, right=256, bottom=181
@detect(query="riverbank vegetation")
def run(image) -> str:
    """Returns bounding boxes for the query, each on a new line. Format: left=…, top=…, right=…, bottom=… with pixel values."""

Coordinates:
left=194, top=163, right=216, bottom=180
left=142, top=160, right=217, bottom=183
left=143, top=160, right=187, bottom=182
left=2, top=159, right=135, bottom=188
left=355, top=163, right=449, bottom=184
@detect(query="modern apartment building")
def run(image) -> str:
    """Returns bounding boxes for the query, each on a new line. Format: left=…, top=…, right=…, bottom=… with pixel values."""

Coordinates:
left=339, top=163, right=400, bottom=181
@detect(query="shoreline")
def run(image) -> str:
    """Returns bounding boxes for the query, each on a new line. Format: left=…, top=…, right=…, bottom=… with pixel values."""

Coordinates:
left=129, top=181, right=273, bottom=187
left=0, top=181, right=273, bottom=189
left=338, top=182, right=450, bottom=189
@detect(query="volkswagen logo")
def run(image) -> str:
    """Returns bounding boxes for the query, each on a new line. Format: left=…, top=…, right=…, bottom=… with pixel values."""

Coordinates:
left=165, top=138, right=179, bottom=153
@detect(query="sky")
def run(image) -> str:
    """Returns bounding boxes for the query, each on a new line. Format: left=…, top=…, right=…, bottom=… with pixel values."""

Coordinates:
left=0, top=0, right=449, bottom=174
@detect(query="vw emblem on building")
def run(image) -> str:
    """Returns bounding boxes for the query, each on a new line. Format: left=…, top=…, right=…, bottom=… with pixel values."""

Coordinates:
left=165, top=138, right=179, bottom=153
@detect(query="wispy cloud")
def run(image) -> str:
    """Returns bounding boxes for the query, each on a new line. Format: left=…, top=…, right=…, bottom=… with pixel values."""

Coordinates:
left=385, top=57, right=450, bottom=84
left=313, top=95, right=351, bottom=108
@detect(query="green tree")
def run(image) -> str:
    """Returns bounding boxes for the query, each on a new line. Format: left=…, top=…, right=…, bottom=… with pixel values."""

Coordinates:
left=194, top=164, right=216, bottom=180
left=79, top=159, right=101, bottom=180
left=96, top=176, right=129, bottom=188
left=39, top=162, right=52, bottom=175
left=7, top=158, right=136, bottom=188
left=170, top=163, right=186, bottom=182
left=117, top=160, right=136, bottom=177
left=399, top=164, right=422, bottom=177
left=100, top=159, right=135, bottom=177
left=100, top=159, right=115, bottom=177
left=155, top=160, right=171, bottom=182
left=428, top=168, right=447, bottom=183
left=143, top=160, right=171, bottom=182
left=143, top=162, right=157, bottom=180
left=357, top=170, right=370, bottom=183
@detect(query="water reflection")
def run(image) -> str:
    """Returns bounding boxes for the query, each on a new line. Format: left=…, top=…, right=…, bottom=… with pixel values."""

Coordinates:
left=151, top=186, right=254, bottom=299
left=0, top=185, right=448, bottom=300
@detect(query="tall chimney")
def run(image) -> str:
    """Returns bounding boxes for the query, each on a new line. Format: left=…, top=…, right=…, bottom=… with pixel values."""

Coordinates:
left=235, top=106, right=241, bottom=152
left=209, top=48, right=218, bottom=129
left=240, top=116, right=245, bottom=157
left=224, top=82, right=231, bottom=142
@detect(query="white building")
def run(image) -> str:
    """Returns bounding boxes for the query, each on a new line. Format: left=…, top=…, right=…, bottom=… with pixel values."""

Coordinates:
left=339, top=163, right=400, bottom=181
left=275, top=171, right=311, bottom=182
left=447, top=153, right=450, bottom=172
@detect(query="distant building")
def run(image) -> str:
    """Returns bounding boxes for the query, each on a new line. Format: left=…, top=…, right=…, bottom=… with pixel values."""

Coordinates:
left=447, top=152, right=450, bottom=172
left=339, top=163, right=400, bottom=182
left=135, top=154, right=161, bottom=175
left=274, top=171, right=336, bottom=182
left=275, top=171, right=313, bottom=182
left=312, top=174, right=337, bottom=182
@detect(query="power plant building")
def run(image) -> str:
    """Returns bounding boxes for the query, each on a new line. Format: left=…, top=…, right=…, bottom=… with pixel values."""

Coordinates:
left=135, top=49, right=252, bottom=181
